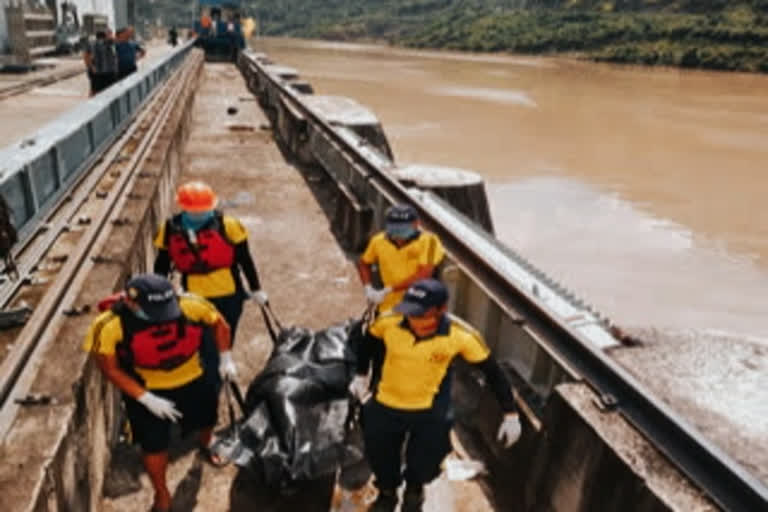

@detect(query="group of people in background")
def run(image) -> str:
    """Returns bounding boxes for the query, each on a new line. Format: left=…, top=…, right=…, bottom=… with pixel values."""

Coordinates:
left=83, top=26, right=146, bottom=96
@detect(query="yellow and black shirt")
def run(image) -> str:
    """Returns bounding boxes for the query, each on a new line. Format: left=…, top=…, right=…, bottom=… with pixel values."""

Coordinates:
left=82, top=295, right=222, bottom=390
left=357, top=313, right=516, bottom=414
left=360, top=230, right=445, bottom=312
left=153, top=213, right=261, bottom=299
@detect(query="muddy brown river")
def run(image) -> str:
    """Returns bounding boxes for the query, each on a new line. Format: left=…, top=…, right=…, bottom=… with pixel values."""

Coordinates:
left=256, top=38, right=768, bottom=484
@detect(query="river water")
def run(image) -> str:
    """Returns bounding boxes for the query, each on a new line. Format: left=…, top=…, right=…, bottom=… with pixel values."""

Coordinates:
left=256, top=38, right=768, bottom=482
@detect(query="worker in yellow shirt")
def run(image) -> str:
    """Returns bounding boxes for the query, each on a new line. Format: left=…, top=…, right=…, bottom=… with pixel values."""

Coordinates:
left=358, top=204, right=445, bottom=313
left=153, top=181, right=267, bottom=384
left=349, top=279, right=522, bottom=512
left=83, top=274, right=236, bottom=512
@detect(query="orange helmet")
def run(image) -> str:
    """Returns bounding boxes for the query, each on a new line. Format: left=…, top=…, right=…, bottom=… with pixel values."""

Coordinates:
left=176, top=181, right=217, bottom=212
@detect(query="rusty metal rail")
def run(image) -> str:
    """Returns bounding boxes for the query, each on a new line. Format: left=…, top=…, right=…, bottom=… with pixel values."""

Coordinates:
left=239, top=50, right=768, bottom=512
left=0, top=50, right=199, bottom=441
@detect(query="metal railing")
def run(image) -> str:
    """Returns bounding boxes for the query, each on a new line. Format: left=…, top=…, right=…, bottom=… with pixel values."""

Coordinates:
left=0, top=40, right=196, bottom=261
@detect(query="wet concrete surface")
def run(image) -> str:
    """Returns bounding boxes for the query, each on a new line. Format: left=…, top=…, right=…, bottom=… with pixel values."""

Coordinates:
left=102, top=63, right=500, bottom=511
left=258, top=38, right=768, bottom=486
left=0, top=43, right=176, bottom=148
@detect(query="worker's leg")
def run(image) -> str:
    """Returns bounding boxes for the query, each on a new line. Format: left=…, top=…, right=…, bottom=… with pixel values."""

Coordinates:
left=362, top=401, right=408, bottom=492
left=209, top=292, right=245, bottom=346
left=124, top=393, right=173, bottom=511
left=143, top=451, right=171, bottom=511
left=401, top=413, right=452, bottom=510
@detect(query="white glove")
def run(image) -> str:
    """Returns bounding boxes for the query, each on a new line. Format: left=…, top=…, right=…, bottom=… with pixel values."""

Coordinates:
left=497, top=413, right=522, bottom=448
left=137, top=392, right=183, bottom=423
left=364, top=284, right=381, bottom=304
left=348, top=375, right=369, bottom=402
left=364, top=285, right=391, bottom=305
left=219, top=351, right=238, bottom=381
left=251, top=290, right=269, bottom=306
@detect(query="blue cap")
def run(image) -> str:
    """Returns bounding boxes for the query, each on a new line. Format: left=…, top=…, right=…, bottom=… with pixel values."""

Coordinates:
left=385, top=204, right=418, bottom=223
left=394, top=279, right=449, bottom=316
left=125, top=273, right=181, bottom=322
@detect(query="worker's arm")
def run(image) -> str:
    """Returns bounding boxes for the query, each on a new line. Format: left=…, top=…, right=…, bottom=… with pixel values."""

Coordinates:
left=153, top=249, right=172, bottom=276
left=95, top=354, right=144, bottom=399
left=212, top=314, right=231, bottom=353
left=357, top=259, right=373, bottom=285
left=136, top=44, right=146, bottom=60
left=235, top=241, right=262, bottom=291
left=83, top=50, right=92, bottom=70
left=471, top=357, right=517, bottom=414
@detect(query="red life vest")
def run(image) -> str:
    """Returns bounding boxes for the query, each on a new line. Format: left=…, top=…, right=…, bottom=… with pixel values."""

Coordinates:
left=166, top=212, right=235, bottom=274
left=115, top=308, right=205, bottom=371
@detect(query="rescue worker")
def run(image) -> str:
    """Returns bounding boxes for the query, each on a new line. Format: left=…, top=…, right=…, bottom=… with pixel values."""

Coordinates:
left=153, top=181, right=267, bottom=381
left=358, top=204, right=445, bottom=314
left=349, top=279, right=522, bottom=512
left=83, top=274, right=237, bottom=512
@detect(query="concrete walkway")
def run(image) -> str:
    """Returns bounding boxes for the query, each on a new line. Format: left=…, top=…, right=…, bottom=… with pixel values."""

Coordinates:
left=101, top=63, right=500, bottom=511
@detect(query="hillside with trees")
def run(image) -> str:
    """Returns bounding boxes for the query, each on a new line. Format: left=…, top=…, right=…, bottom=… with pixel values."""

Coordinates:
left=163, top=1, right=768, bottom=72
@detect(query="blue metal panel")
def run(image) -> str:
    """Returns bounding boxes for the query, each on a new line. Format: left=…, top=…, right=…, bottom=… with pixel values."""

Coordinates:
left=58, top=128, right=92, bottom=179
left=0, top=172, right=32, bottom=229
left=28, top=150, right=58, bottom=207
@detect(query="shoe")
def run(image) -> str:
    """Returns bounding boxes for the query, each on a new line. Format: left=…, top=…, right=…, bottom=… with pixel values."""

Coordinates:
left=401, top=484, right=425, bottom=512
left=370, top=488, right=398, bottom=512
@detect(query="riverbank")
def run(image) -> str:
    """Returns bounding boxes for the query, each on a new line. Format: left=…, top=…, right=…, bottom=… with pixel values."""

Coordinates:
left=251, top=3, right=768, bottom=73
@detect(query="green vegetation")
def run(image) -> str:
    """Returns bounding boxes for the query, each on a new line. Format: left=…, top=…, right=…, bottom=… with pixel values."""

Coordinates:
left=183, top=1, right=768, bottom=72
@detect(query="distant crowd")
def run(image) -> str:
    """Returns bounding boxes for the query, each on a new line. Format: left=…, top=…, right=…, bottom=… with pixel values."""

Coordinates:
left=83, top=26, right=146, bottom=96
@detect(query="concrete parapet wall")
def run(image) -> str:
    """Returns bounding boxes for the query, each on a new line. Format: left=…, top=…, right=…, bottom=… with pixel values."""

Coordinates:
left=0, top=50, right=203, bottom=512
left=238, top=51, right=716, bottom=511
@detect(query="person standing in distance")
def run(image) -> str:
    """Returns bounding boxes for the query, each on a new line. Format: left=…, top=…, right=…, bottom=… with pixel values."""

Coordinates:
left=358, top=204, right=445, bottom=314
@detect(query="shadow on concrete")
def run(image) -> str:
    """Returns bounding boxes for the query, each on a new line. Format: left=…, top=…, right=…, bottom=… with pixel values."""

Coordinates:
left=228, top=468, right=335, bottom=511
left=102, top=426, right=204, bottom=500
left=170, top=457, right=204, bottom=511
left=266, top=124, right=361, bottom=263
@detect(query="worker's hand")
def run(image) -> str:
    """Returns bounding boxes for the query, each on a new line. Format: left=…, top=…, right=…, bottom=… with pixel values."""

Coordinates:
left=251, top=290, right=269, bottom=306
left=348, top=375, right=369, bottom=402
left=496, top=413, right=522, bottom=448
left=364, top=285, right=391, bottom=305
left=137, top=392, right=183, bottom=423
left=219, top=351, right=238, bottom=381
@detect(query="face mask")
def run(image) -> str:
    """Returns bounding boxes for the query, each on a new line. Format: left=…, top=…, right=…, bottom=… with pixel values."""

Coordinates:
left=181, top=210, right=214, bottom=231
left=407, top=314, right=439, bottom=337
left=133, top=308, right=151, bottom=321
left=386, top=223, right=417, bottom=240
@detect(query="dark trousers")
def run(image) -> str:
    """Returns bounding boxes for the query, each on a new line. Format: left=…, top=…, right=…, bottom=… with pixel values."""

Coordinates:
left=362, top=400, right=452, bottom=490
left=201, top=293, right=245, bottom=389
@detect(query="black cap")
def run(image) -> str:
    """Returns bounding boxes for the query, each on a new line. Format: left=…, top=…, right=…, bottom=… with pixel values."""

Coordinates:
left=385, top=204, right=418, bottom=224
left=394, top=279, right=449, bottom=316
left=125, top=273, right=181, bottom=322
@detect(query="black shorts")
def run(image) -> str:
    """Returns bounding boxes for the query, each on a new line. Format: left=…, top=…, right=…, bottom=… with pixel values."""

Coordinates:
left=124, top=376, right=218, bottom=453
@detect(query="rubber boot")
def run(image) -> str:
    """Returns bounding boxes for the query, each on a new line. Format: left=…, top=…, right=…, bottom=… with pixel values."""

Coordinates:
left=370, top=488, right=398, bottom=512
left=401, top=484, right=425, bottom=512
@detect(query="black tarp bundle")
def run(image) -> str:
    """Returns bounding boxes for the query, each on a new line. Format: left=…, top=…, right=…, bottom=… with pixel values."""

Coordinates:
left=225, top=316, right=366, bottom=487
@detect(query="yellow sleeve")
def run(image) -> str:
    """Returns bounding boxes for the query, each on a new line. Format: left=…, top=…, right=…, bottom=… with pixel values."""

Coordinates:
left=153, top=222, right=167, bottom=250
left=368, top=313, right=402, bottom=338
left=419, top=232, right=445, bottom=267
left=223, top=215, right=248, bottom=244
left=179, top=295, right=223, bottom=325
left=455, top=322, right=490, bottom=363
left=82, top=312, right=123, bottom=356
left=360, top=233, right=383, bottom=265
